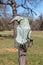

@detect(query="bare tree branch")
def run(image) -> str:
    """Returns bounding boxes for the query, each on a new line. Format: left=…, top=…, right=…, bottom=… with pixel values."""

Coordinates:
left=0, top=0, right=41, bottom=17
left=17, top=4, right=37, bottom=15
left=0, top=1, right=12, bottom=6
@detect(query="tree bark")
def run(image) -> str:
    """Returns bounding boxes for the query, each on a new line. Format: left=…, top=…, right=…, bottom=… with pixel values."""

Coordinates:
left=11, top=0, right=17, bottom=38
left=11, top=0, right=17, bottom=16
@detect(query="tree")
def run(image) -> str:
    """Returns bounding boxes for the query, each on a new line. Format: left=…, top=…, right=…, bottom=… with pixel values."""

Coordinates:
left=39, top=14, right=43, bottom=30
left=0, top=0, right=41, bottom=17
left=0, top=0, right=42, bottom=34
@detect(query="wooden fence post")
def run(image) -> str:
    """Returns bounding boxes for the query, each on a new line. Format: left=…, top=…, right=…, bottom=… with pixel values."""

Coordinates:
left=18, top=45, right=27, bottom=65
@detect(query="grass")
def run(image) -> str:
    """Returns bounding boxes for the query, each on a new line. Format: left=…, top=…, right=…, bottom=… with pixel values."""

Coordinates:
left=0, top=31, right=43, bottom=65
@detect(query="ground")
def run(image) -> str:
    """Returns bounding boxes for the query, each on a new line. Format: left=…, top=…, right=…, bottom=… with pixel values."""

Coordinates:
left=0, top=31, right=43, bottom=65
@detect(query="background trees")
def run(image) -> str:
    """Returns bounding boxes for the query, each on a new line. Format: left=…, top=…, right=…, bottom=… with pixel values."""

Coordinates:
left=0, top=0, right=43, bottom=31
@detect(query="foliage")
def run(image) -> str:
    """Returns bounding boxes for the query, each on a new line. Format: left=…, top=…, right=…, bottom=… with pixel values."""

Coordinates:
left=0, top=15, right=43, bottom=31
left=29, top=15, right=43, bottom=30
left=0, top=17, right=13, bottom=31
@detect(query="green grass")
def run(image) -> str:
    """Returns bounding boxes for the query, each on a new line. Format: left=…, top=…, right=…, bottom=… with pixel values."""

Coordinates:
left=0, top=31, right=43, bottom=65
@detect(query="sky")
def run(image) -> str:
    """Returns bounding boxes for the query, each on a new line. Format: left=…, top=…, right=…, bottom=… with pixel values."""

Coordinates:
left=34, top=0, right=43, bottom=18
left=0, top=0, right=43, bottom=19
left=35, top=1, right=43, bottom=14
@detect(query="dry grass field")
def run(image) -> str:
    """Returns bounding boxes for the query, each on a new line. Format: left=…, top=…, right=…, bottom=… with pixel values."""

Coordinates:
left=0, top=31, right=43, bottom=65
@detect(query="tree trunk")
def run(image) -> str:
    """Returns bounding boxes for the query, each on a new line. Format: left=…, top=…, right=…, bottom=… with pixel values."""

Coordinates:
left=11, top=0, right=17, bottom=16
left=11, top=0, right=17, bottom=38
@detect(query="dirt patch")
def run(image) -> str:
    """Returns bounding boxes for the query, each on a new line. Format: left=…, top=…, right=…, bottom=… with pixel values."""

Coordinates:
left=0, top=48, right=18, bottom=53
left=6, top=48, right=18, bottom=52
left=0, top=63, right=3, bottom=65
left=8, top=61, right=14, bottom=65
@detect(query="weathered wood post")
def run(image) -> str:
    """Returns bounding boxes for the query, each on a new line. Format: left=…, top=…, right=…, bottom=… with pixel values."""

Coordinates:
left=18, top=45, right=27, bottom=65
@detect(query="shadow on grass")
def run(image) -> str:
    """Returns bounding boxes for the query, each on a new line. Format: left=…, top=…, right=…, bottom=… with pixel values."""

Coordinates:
left=0, top=34, right=14, bottom=38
